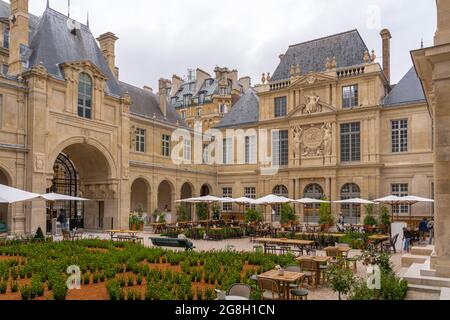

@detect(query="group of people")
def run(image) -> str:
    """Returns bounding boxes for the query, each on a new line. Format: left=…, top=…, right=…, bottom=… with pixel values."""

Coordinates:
left=403, top=217, right=434, bottom=253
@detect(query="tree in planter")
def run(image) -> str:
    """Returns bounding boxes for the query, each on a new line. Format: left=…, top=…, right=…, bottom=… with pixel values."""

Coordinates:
left=211, top=203, right=221, bottom=221
left=152, top=210, right=166, bottom=223
left=319, top=200, right=335, bottom=229
left=245, top=208, right=263, bottom=224
left=280, top=204, right=297, bottom=226
left=327, top=259, right=356, bottom=300
left=363, top=204, right=378, bottom=227
left=196, top=203, right=209, bottom=221
left=176, top=205, right=190, bottom=222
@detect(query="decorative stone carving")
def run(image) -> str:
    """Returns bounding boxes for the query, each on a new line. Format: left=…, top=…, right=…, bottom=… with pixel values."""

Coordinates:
left=290, top=66, right=295, bottom=78
left=302, top=127, right=324, bottom=157
left=325, top=57, right=332, bottom=70
left=322, top=122, right=333, bottom=156
left=292, top=125, right=303, bottom=160
left=34, top=153, right=45, bottom=173
left=331, top=56, right=337, bottom=69
left=306, top=75, right=316, bottom=85
left=303, top=94, right=322, bottom=115
left=364, top=50, right=370, bottom=64
left=296, top=65, right=301, bottom=77
left=266, top=72, right=271, bottom=82
left=371, top=49, right=376, bottom=62
left=130, top=125, right=136, bottom=149
left=261, top=73, right=266, bottom=84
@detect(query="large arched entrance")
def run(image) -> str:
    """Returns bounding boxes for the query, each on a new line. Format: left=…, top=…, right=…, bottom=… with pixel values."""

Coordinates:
left=304, top=184, right=324, bottom=223
left=0, top=169, right=10, bottom=232
left=340, top=183, right=361, bottom=224
left=200, top=184, right=211, bottom=196
left=180, top=182, right=193, bottom=220
left=130, top=178, right=151, bottom=221
left=49, top=142, right=114, bottom=231
left=158, top=180, right=174, bottom=221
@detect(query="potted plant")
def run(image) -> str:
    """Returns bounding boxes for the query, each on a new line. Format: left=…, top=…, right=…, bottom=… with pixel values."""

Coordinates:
left=364, top=203, right=378, bottom=231
left=211, top=203, right=221, bottom=221
left=380, top=206, right=391, bottom=234
left=177, top=205, right=189, bottom=222
left=196, top=203, right=209, bottom=221
left=280, top=204, right=297, bottom=227
left=129, top=214, right=139, bottom=231
left=327, top=259, right=356, bottom=300
left=319, top=200, right=334, bottom=232
left=245, top=208, right=263, bottom=225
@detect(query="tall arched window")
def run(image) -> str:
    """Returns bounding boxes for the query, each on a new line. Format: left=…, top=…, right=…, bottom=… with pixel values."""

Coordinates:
left=303, top=184, right=324, bottom=223
left=78, top=73, right=93, bottom=119
left=340, top=183, right=361, bottom=224
left=272, top=185, right=289, bottom=218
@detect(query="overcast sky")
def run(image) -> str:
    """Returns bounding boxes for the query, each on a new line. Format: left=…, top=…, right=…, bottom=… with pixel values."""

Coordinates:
left=25, top=0, right=436, bottom=90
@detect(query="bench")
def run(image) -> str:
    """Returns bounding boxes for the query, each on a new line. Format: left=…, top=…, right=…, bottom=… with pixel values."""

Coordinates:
left=150, top=237, right=195, bottom=251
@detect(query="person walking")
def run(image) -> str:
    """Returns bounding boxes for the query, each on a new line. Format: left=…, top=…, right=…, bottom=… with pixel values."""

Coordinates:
left=419, top=218, right=429, bottom=244
left=403, top=227, right=413, bottom=253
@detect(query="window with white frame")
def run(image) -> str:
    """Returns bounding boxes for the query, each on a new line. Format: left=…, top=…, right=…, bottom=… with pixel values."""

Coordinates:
left=135, top=128, right=146, bottom=153
left=181, top=110, right=186, bottom=120
left=162, top=134, right=171, bottom=157
left=203, top=144, right=210, bottom=164
left=78, top=73, right=93, bottom=119
left=340, top=122, right=361, bottom=162
left=244, top=187, right=256, bottom=210
left=272, top=130, right=289, bottom=166
left=223, top=138, right=233, bottom=164
left=245, top=135, right=257, bottom=164
left=274, top=96, right=287, bottom=117
left=392, top=183, right=409, bottom=214
left=342, top=84, right=359, bottom=108
left=183, top=138, right=191, bottom=161
left=392, top=119, right=408, bottom=153
left=222, top=187, right=233, bottom=211
left=219, top=103, right=227, bottom=114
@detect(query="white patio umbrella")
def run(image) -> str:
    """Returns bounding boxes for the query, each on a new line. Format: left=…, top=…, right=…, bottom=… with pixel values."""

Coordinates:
left=41, top=193, right=89, bottom=202
left=253, top=195, right=293, bottom=223
left=334, top=198, right=375, bottom=205
left=0, top=184, right=40, bottom=204
left=232, top=197, right=257, bottom=204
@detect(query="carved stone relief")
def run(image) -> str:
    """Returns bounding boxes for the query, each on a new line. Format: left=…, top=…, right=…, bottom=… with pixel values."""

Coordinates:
left=291, top=122, right=334, bottom=159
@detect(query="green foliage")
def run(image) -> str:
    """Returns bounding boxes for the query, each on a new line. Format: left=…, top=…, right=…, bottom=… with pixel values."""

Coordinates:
left=34, top=227, right=45, bottom=241
left=176, top=205, right=190, bottom=222
left=280, top=204, right=297, bottom=225
left=107, top=280, right=124, bottom=300
left=380, top=206, right=391, bottom=226
left=52, top=280, right=68, bottom=300
left=319, top=200, right=335, bottom=226
left=341, top=231, right=368, bottom=250
left=364, top=204, right=378, bottom=226
left=11, top=281, right=18, bottom=293
left=360, top=250, right=393, bottom=274
left=245, top=208, right=264, bottom=224
left=31, top=276, right=45, bottom=297
left=196, top=203, right=209, bottom=221
left=327, top=260, right=356, bottom=300
left=20, top=284, right=32, bottom=300
left=127, top=288, right=141, bottom=300
left=0, top=281, right=6, bottom=294
left=152, top=210, right=166, bottom=223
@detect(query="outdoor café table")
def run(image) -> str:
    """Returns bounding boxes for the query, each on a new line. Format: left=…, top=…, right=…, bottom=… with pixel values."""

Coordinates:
left=368, top=234, right=390, bottom=251
left=297, top=256, right=331, bottom=285
left=149, top=223, right=166, bottom=234
left=323, top=246, right=351, bottom=258
left=254, top=238, right=314, bottom=255
left=105, top=230, right=143, bottom=242
left=258, top=270, right=304, bottom=300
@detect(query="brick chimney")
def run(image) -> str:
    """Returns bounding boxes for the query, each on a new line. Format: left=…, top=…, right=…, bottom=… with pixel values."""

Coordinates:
left=158, top=79, right=171, bottom=118
left=171, top=75, right=184, bottom=96
left=8, top=0, right=29, bottom=75
left=97, top=32, right=119, bottom=78
left=435, top=0, right=450, bottom=45
left=380, top=28, right=392, bottom=84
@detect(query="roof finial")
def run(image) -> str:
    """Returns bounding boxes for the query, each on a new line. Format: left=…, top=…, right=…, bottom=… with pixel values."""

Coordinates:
left=47, top=0, right=50, bottom=8
left=87, top=11, right=90, bottom=28
left=421, top=38, right=424, bottom=48
left=68, top=0, right=71, bottom=18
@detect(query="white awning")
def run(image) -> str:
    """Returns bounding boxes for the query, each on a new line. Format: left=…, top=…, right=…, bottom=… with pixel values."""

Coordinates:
left=41, top=193, right=89, bottom=202
left=295, top=198, right=330, bottom=204
left=334, top=198, right=375, bottom=205
left=176, top=195, right=230, bottom=203
left=253, top=195, right=293, bottom=205
left=232, top=197, right=257, bottom=204
left=0, top=184, right=40, bottom=204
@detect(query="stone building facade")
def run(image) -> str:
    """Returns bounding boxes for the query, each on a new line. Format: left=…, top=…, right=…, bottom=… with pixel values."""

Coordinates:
left=0, top=0, right=434, bottom=234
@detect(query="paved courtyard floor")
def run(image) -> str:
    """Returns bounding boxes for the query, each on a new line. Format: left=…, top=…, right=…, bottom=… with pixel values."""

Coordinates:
left=54, top=231, right=439, bottom=300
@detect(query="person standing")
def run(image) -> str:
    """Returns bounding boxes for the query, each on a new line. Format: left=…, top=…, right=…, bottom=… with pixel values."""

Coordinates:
left=419, top=218, right=429, bottom=243
left=403, top=227, right=412, bottom=253
left=427, top=218, right=435, bottom=245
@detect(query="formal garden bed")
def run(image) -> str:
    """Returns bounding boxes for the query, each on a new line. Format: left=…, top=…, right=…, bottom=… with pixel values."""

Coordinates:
left=0, top=240, right=294, bottom=300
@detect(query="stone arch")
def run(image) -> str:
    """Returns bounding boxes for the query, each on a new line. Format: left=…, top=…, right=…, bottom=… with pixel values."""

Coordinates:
left=340, top=183, right=361, bottom=224
left=303, top=183, right=325, bottom=223
left=0, top=166, right=12, bottom=232
left=47, top=137, right=117, bottom=179
left=130, top=177, right=152, bottom=217
left=157, top=179, right=175, bottom=222
left=200, top=183, right=213, bottom=196
left=180, top=182, right=194, bottom=221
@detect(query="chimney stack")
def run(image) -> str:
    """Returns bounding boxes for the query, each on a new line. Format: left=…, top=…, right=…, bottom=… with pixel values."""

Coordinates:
left=435, top=0, right=450, bottom=45
left=143, top=85, right=153, bottom=93
left=8, top=0, right=29, bottom=75
left=380, top=28, right=392, bottom=84
left=158, top=78, right=171, bottom=118
left=97, top=32, right=119, bottom=78
left=171, top=75, right=184, bottom=96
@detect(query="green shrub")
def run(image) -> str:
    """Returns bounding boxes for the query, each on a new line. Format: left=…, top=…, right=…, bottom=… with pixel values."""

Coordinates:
left=364, top=215, right=378, bottom=227
left=83, top=273, right=90, bottom=285
left=34, top=227, right=45, bottom=241
left=127, top=289, right=141, bottom=300
left=127, top=276, right=134, bottom=287
left=107, top=280, right=123, bottom=300
left=20, top=284, right=32, bottom=300
left=245, top=208, right=264, bottom=224
left=327, top=260, right=356, bottom=300
left=0, top=281, right=7, bottom=294
left=196, top=203, right=209, bottom=221
left=52, top=281, right=68, bottom=300
left=136, top=274, right=143, bottom=285
left=31, top=277, right=45, bottom=297
left=280, top=204, right=297, bottom=225
left=11, top=281, right=18, bottom=293
left=319, top=200, right=335, bottom=226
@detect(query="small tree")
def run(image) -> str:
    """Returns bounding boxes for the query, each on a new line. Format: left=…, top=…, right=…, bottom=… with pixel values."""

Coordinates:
left=280, top=204, right=297, bottom=225
left=327, top=260, right=356, bottom=300
left=319, top=200, right=334, bottom=226
left=196, top=203, right=209, bottom=221
left=176, top=205, right=189, bottom=222
left=211, top=203, right=221, bottom=220
left=364, top=203, right=378, bottom=226
left=34, top=227, right=45, bottom=240
left=245, top=208, right=263, bottom=224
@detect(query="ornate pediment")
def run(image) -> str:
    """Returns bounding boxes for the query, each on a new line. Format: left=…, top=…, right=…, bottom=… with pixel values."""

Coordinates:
left=289, top=72, right=337, bottom=88
left=60, top=60, right=108, bottom=81
left=287, top=94, right=337, bottom=118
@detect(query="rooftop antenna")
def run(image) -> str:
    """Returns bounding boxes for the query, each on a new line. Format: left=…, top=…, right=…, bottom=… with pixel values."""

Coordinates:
left=47, top=0, right=50, bottom=8
left=87, top=11, right=90, bottom=28
left=421, top=38, right=424, bottom=48
left=68, top=0, right=71, bottom=18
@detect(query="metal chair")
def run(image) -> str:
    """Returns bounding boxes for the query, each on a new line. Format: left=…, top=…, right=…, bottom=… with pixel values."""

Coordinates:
left=228, top=284, right=251, bottom=299
left=258, top=278, right=283, bottom=300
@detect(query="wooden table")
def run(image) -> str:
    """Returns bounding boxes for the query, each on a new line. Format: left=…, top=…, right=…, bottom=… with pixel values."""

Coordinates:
left=368, top=235, right=390, bottom=251
left=254, top=238, right=314, bottom=255
left=105, top=230, right=143, bottom=242
left=323, top=246, right=351, bottom=258
left=149, top=223, right=166, bottom=234
left=258, top=270, right=304, bottom=300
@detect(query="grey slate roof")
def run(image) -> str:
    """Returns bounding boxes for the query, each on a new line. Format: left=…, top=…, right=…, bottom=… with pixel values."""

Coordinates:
left=171, top=78, right=226, bottom=109
left=121, top=82, right=187, bottom=127
left=272, top=30, right=368, bottom=82
left=383, top=67, right=426, bottom=106
left=215, top=89, right=259, bottom=128
left=26, top=8, right=123, bottom=96
left=0, top=0, right=40, bottom=36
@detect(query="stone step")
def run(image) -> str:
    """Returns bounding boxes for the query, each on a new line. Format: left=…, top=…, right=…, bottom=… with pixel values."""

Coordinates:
left=402, top=254, right=429, bottom=268
left=408, top=284, right=442, bottom=294
left=404, top=268, right=450, bottom=288
left=411, top=246, right=435, bottom=256
left=441, top=288, right=450, bottom=301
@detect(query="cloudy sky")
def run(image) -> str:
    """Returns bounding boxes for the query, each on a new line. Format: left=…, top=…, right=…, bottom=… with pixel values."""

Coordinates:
left=26, top=0, right=436, bottom=89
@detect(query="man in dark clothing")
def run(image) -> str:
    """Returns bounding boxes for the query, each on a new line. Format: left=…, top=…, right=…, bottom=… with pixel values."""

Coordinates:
left=418, top=218, right=429, bottom=243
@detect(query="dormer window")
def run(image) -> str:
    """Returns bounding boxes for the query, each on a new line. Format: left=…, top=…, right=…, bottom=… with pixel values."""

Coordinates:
left=183, top=95, right=191, bottom=107
left=198, top=92, right=205, bottom=104
left=219, top=87, right=228, bottom=96
left=78, top=73, right=93, bottom=119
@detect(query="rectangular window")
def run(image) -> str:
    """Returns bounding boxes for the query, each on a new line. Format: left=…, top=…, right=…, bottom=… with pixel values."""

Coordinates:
left=220, top=87, right=228, bottom=96
left=1, top=64, right=8, bottom=75
left=198, top=93, right=205, bottom=104
left=0, top=94, right=3, bottom=128
left=162, top=134, right=171, bottom=157
left=135, top=128, right=146, bottom=153
left=392, top=119, right=408, bottom=153
left=203, top=144, right=209, bottom=164
left=340, top=123, right=361, bottom=162
left=274, top=96, right=287, bottom=117
left=244, top=187, right=256, bottom=210
left=181, top=110, right=186, bottom=120
left=3, top=27, right=9, bottom=49
left=245, top=136, right=257, bottom=164
left=183, top=95, right=191, bottom=107
left=272, top=130, right=289, bottom=166
left=223, top=138, right=233, bottom=164
left=196, top=108, right=202, bottom=117
left=183, top=138, right=191, bottom=161
left=392, top=184, right=409, bottom=214
left=222, top=187, right=233, bottom=212
left=219, top=104, right=227, bottom=114
left=342, top=85, right=359, bottom=108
